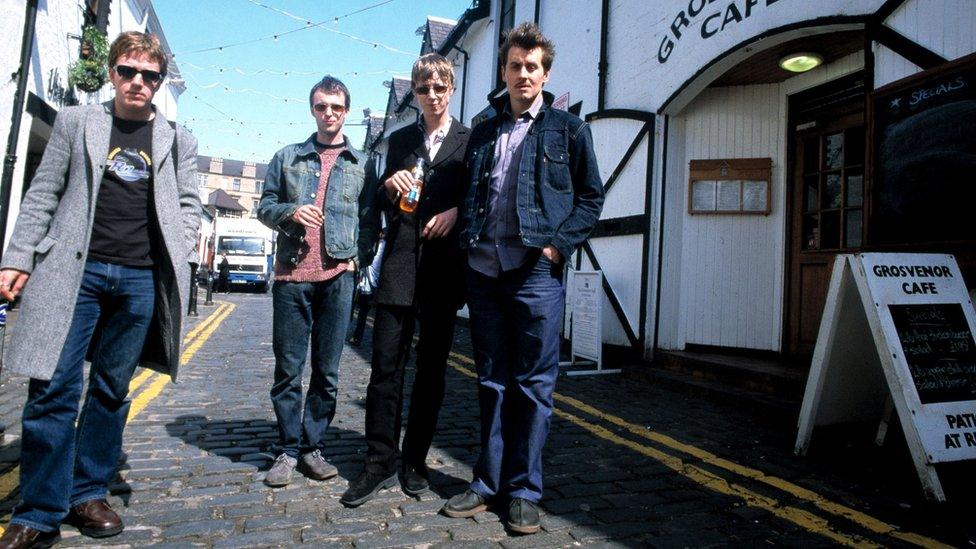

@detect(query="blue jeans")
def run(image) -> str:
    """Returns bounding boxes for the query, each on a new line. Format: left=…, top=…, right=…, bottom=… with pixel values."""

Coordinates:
left=465, top=254, right=564, bottom=503
left=271, top=274, right=353, bottom=458
left=11, top=261, right=156, bottom=533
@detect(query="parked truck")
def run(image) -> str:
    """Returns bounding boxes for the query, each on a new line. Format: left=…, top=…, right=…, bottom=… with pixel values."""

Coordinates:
left=212, top=217, right=274, bottom=292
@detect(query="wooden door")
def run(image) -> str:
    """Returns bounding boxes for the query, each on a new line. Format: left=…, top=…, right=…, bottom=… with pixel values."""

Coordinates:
left=787, top=111, right=865, bottom=356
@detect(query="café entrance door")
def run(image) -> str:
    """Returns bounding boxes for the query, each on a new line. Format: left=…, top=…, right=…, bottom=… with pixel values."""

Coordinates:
left=786, top=75, right=866, bottom=357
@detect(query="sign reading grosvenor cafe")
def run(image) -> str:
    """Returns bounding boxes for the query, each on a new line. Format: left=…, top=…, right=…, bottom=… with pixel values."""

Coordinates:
left=646, top=0, right=885, bottom=111
left=796, top=254, right=976, bottom=502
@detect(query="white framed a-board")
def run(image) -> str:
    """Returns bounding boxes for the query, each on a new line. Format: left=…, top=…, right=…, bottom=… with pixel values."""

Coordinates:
left=795, top=253, right=976, bottom=501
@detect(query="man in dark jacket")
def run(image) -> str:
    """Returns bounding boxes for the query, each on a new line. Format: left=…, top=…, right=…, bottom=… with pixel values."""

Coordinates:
left=341, top=53, right=470, bottom=506
left=442, top=23, right=604, bottom=534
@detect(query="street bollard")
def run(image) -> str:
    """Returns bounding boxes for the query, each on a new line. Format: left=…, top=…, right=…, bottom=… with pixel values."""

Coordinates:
left=188, top=263, right=199, bottom=317
left=204, top=274, right=214, bottom=306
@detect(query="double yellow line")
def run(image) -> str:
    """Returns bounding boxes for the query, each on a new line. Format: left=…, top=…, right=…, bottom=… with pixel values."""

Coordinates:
left=126, top=301, right=236, bottom=420
left=0, top=301, right=236, bottom=532
left=446, top=350, right=950, bottom=548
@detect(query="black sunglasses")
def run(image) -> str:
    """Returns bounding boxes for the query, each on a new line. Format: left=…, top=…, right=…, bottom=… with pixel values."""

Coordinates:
left=415, top=84, right=450, bottom=96
left=114, top=65, right=165, bottom=85
left=313, top=102, right=347, bottom=115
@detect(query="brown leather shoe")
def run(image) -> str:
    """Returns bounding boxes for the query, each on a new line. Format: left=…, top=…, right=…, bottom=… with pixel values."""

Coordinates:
left=68, top=499, right=123, bottom=538
left=0, top=524, right=60, bottom=548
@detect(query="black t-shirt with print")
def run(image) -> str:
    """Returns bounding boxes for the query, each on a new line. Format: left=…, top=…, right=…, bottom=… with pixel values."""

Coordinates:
left=88, top=116, right=160, bottom=267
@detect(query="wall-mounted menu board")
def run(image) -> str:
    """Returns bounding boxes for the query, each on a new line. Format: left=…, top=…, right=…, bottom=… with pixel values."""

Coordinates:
left=889, top=303, right=976, bottom=404
left=688, top=158, right=771, bottom=215
left=870, top=52, right=976, bottom=246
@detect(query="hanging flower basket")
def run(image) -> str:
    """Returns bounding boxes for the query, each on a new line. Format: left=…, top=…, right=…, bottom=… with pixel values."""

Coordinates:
left=68, top=25, right=109, bottom=93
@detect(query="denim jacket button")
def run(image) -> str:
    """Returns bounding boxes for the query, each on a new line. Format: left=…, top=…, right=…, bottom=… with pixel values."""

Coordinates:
left=314, top=172, right=321, bottom=177
left=310, top=193, right=316, bottom=198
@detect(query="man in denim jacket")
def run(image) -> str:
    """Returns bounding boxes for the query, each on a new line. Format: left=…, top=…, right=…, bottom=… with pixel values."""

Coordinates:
left=443, top=24, right=603, bottom=534
left=257, top=76, right=377, bottom=487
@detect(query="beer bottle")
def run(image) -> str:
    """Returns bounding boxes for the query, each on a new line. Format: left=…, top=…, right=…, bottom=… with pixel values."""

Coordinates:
left=399, top=157, right=425, bottom=213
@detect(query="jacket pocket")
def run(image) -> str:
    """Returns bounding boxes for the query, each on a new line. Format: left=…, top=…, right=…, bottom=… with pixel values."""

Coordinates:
left=341, top=166, right=365, bottom=202
left=35, top=235, right=57, bottom=254
left=283, top=166, right=312, bottom=202
left=542, top=144, right=572, bottom=193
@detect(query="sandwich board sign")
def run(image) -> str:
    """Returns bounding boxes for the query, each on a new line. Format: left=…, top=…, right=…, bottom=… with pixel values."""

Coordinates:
left=561, top=270, right=620, bottom=376
left=795, top=253, right=976, bottom=502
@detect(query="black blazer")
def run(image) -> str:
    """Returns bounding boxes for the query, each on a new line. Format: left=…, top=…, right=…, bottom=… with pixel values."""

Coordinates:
left=373, top=118, right=470, bottom=309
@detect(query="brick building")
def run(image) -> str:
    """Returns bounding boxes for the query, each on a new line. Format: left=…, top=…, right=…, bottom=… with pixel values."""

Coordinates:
left=196, top=155, right=269, bottom=219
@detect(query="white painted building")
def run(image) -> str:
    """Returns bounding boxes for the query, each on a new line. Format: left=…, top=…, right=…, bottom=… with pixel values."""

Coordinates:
left=0, top=0, right=184, bottom=248
left=429, top=0, right=976, bottom=374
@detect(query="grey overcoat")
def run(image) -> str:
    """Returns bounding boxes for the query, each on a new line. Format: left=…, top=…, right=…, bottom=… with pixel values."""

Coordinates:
left=0, top=101, right=201, bottom=381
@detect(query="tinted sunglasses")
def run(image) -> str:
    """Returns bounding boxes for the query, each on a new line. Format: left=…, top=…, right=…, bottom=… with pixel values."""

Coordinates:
left=415, top=84, right=450, bottom=96
left=114, top=64, right=165, bottom=85
left=313, top=102, right=347, bottom=115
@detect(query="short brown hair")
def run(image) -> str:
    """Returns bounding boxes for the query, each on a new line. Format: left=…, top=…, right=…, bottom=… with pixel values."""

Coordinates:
left=109, top=31, right=168, bottom=76
left=498, top=22, right=555, bottom=71
left=411, top=53, right=455, bottom=89
left=309, top=75, right=351, bottom=109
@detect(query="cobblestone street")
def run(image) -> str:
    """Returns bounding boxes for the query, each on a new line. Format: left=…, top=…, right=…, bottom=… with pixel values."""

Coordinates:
left=0, top=291, right=973, bottom=547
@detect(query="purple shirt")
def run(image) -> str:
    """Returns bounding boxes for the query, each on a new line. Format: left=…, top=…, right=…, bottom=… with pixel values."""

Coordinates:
left=468, top=95, right=544, bottom=277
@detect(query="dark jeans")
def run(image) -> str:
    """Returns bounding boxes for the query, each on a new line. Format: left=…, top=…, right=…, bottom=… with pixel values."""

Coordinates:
left=271, top=274, right=353, bottom=458
left=465, top=255, right=564, bottom=503
left=364, top=300, right=457, bottom=474
left=11, top=261, right=155, bottom=533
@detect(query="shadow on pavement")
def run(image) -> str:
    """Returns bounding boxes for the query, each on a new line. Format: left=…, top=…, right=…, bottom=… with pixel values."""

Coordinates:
left=162, top=415, right=364, bottom=481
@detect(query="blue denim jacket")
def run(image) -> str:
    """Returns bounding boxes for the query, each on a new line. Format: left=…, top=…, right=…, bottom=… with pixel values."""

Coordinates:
left=459, top=92, right=604, bottom=263
left=257, top=134, right=377, bottom=268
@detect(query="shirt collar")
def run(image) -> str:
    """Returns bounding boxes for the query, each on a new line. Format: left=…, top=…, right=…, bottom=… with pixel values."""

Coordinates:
left=503, top=93, right=544, bottom=121
left=419, top=117, right=452, bottom=143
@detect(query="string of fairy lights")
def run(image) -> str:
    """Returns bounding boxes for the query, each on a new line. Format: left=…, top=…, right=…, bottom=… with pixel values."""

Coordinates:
left=173, top=0, right=415, bottom=57
left=173, top=0, right=423, bottom=160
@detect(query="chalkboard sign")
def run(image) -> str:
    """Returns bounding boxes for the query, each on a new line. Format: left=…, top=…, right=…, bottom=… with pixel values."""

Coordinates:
left=870, top=53, right=976, bottom=246
left=889, top=303, right=976, bottom=404
left=796, top=253, right=976, bottom=502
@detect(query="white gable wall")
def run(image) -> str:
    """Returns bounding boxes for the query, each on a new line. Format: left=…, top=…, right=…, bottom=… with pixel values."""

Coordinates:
left=451, top=17, right=495, bottom=127
left=875, top=0, right=976, bottom=88
left=538, top=0, right=601, bottom=115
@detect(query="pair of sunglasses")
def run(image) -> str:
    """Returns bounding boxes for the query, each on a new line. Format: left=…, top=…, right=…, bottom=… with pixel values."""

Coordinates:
left=114, top=64, right=165, bottom=85
left=415, top=84, right=450, bottom=96
left=313, top=102, right=348, bottom=115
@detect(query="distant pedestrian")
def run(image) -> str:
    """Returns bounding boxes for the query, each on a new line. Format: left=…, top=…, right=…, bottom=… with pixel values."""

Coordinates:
left=0, top=31, right=200, bottom=547
left=341, top=53, right=470, bottom=507
left=348, top=231, right=385, bottom=347
left=256, top=75, right=377, bottom=487
left=442, top=23, right=604, bottom=534
left=217, top=253, right=230, bottom=293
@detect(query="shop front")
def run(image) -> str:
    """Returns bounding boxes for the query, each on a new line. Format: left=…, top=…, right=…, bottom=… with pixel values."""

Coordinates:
left=614, top=0, right=976, bottom=366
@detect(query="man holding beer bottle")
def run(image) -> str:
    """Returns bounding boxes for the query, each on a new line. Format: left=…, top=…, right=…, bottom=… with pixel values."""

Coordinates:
left=341, top=53, right=470, bottom=506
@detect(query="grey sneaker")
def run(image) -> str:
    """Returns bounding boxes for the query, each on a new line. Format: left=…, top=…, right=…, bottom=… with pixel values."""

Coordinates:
left=300, top=449, right=338, bottom=480
left=264, top=453, right=297, bottom=487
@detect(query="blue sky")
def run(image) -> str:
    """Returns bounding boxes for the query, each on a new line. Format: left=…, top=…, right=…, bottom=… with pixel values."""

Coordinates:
left=153, top=0, right=471, bottom=163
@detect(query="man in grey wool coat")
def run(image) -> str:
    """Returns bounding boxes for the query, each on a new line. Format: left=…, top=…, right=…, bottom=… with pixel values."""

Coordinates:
left=0, top=31, right=200, bottom=548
